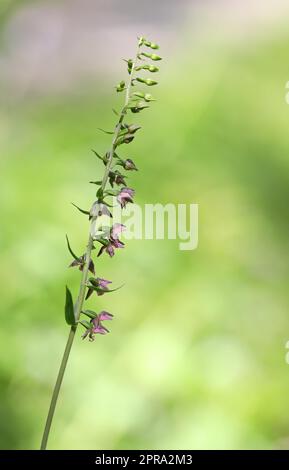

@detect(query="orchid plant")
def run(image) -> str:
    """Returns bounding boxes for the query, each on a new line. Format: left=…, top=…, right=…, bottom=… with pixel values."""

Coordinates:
left=40, top=36, right=162, bottom=450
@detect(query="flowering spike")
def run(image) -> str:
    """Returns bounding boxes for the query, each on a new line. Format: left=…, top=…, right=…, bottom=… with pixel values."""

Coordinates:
left=41, top=37, right=162, bottom=450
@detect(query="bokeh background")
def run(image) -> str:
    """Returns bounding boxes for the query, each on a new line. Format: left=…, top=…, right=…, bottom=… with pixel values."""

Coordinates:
left=1, top=0, right=289, bottom=450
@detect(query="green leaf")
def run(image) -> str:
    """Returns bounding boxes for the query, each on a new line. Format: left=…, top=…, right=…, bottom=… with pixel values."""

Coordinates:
left=104, top=188, right=120, bottom=196
left=71, top=202, right=90, bottom=215
left=96, top=187, right=104, bottom=200
left=87, top=284, right=124, bottom=294
left=89, top=180, right=102, bottom=186
left=79, top=320, right=91, bottom=329
left=91, top=149, right=103, bottom=161
left=65, top=235, right=79, bottom=260
left=97, top=128, right=114, bottom=135
left=82, top=310, right=97, bottom=319
left=65, top=286, right=75, bottom=325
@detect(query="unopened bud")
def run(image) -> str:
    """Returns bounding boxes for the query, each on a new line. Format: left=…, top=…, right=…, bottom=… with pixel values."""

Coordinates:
left=127, top=124, right=141, bottom=134
left=124, top=159, right=138, bottom=171
left=141, top=52, right=162, bottom=61
left=144, top=93, right=156, bottom=102
left=138, top=36, right=146, bottom=46
left=150, top=54, right=162, bottom=61
left=136, top=100, right=150, bottom=108
left=133, top=91, right=145, bottom=99
left=144, top=40, right=159, bottom=50
left=116, top=133, right=135, bottom=145
left=136, top=77, right=157, bottom=86
left=148, top=65, right=159, bottom=72
left=116, top=80, right=125, bottom=92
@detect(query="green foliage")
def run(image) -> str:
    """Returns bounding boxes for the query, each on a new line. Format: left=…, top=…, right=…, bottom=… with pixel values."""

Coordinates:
left=64, top=287, right=75, bottom=325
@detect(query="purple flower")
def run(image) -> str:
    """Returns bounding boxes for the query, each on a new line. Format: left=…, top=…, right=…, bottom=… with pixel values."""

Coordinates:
left=69, top=255, right=95, bottom=275
left=82, top=311, right=114, bottom=341
left=111, top=223, right=126, bottom=240
left=97, top=224, right=126, bottom=258
left=97, top=238, right=125, bottom=257
left=123, top=159, right=138, bottom=171
left=85, top=277, right=112, bottom=299
left=117, top=187, right=135, bottom=208
left=98, top=311, right=114, bottom=321
left=89, top=201, right=112, bottom=220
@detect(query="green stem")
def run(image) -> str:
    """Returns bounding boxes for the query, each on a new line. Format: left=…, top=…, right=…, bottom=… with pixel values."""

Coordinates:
left=40, top=325, right=76, bottom=450
left=40, top=41, right=140, bottom=450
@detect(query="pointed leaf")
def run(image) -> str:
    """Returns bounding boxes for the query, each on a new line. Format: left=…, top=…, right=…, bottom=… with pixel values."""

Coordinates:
left=79, top=320, right=91, bottom=329
left=91, top=149, right=103, bottom=161
left=96, top=187, right=104, bottom=200
left=82, top=310, right=98, bottom=319
left=65, top=235, right=79, bottom=261
left=71, top=203, right=90, bottom=216
left=65, top=286, right=76, bottom=325
left=97, top=128, right=114, bottom=135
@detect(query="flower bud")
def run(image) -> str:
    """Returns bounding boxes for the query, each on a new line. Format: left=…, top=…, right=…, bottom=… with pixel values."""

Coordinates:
left=127, top=124, right=141, bottom=134
left=116, top=133, right=135, bottom=145
left=137, top=78, right=158, bottom=86
left=144, top=93, right=156, bottom=102
left=123, top=158, right=138, bottom=171
left=136, top=65, right=159, bottom=73
left=148, top=65, right=159, bottom=72
left=141, top=52, right=162, bottom=61
left=116, top=80, right=125, bottom=92
left=127, top=59, right=133, bottom=74
left=133, top=91, right=145, bottom=99
left=145, top=41, right=159, bottom=50
left=150, top=54, right=162, bottom=61
left=138, top=36, right=146, bottom=46
left=136, top=77, right=157, bottom=86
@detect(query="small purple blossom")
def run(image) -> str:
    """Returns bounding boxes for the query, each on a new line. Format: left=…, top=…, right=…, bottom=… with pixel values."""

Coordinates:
left=85, top=277, right=112, bottom=299
left=111, top=223, right=126, bottom=240
left=82, top=311, right=114, bottom=341
left=98, top=311, right=114, bottom=321
left=97, top=238, right=125, bottom=257
left=117, top=187, right=135, bottom=208
left=97, top=224, right=126, bottom=258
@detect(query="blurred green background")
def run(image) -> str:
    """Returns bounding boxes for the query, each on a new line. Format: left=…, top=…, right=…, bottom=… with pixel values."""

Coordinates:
left=1, top=0, right=289, bottom=450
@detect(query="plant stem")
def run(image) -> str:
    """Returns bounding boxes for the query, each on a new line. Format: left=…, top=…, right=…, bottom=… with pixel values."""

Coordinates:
left=40, top=42, right=139, bottom=450
left=40, top=325, right=76, bottom=450
left=101, top=45, right=140, bottom=190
